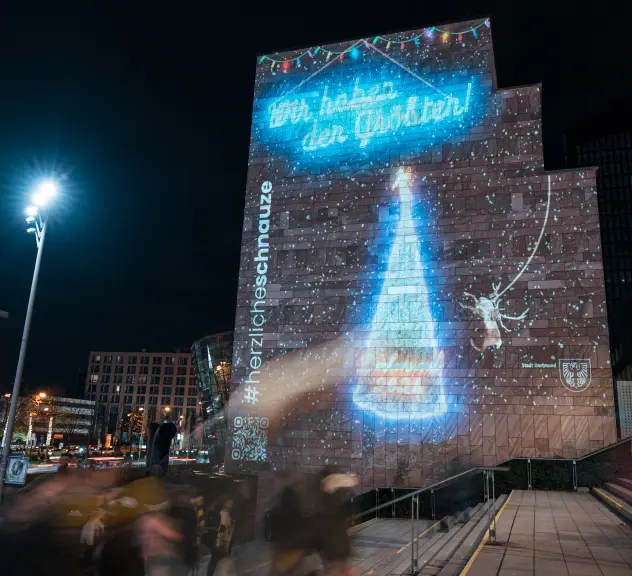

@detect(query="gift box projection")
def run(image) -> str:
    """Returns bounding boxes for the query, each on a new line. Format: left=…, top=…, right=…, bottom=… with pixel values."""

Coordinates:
left=227, top=18, right=616, bottom=488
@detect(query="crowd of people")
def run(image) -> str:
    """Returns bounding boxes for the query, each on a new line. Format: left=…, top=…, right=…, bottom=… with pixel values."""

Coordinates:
left=0, top=464, right=359, bottom=576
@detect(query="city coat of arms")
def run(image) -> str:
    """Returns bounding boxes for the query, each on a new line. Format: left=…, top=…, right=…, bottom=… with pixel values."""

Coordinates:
left=558, top=359, right=592, bottom=392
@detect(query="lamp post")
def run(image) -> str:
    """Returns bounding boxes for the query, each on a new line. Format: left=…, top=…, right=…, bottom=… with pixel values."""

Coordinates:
left=0, top=180, right=58, bottom=503
left=1, top=394, right=10, bottom=445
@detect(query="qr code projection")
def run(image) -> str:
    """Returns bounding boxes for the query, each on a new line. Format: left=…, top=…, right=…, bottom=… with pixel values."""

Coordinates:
left=230, top=416, right=268, bottom=461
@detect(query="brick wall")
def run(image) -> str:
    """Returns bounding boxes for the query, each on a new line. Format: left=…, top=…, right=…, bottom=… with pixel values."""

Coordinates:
left=228, top=19, right=615, bottom=491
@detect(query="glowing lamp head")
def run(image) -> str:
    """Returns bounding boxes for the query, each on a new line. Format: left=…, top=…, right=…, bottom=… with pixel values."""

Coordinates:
left=32, top=180, right=58, bottom=207
left=25, top=206, right=38, bottom=217
left=39, top=392, right=46, bottom=398
left=26, top=227, right=37, bottom=235
left=39, top=180, right=58, bottom=198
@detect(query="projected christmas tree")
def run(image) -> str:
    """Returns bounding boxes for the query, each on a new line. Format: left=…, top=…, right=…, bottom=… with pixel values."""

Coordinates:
left=353, top=167, right=447, bottom=419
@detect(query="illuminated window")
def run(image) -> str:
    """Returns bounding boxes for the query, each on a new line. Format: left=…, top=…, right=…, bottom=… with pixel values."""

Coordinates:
left=91, top=355, right=101, bottom=363
left=115, top=385, right=121, bottom=393
left=90, top=374, right=99, bottom=383
left=116, top=356, right=124, bottom=365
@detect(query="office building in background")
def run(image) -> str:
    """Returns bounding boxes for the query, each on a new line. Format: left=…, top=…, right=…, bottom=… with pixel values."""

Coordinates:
left=84, top=351, right=199, bottom=447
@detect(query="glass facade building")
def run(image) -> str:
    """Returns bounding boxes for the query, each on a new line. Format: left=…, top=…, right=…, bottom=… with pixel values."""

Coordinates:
left=191, top=331, right=233, bottom=462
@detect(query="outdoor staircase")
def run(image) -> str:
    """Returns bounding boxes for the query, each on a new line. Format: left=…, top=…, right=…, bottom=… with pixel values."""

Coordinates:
left=592, top=472, right=632, bottom=523
left=415, top=496, right=506, bottom=576
left=347, top=494, right=506, bottom=576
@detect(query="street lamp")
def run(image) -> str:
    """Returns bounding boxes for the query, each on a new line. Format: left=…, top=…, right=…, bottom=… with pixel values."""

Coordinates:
left=0, top=179, right=59, bottom=502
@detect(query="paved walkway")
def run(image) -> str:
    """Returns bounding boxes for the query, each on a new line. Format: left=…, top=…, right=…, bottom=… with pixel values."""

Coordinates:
left=465, top=490, right=632, bottom=576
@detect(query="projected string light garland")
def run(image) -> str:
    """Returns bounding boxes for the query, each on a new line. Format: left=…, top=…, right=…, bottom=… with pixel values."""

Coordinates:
left=259, top=18, right=490, bottom=66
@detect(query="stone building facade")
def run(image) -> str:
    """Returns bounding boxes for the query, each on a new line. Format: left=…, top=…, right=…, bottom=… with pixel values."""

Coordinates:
left=228, top=18, right=615, bottom=492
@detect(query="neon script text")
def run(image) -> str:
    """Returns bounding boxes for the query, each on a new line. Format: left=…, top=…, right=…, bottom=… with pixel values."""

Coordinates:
left=267, top=79, right=472, bottom=152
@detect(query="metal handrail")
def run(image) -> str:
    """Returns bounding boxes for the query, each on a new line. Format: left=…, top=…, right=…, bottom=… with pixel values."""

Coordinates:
left=495, top=436, right=632, bottom=465
left=351, top=465, right=510, bottom=522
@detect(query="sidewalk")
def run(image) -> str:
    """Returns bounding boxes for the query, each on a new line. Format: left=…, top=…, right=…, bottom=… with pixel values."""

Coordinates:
left=464, top=490, right=632, bottom=576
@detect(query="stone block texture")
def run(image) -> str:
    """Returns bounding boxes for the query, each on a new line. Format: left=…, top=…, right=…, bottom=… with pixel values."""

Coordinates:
left=226, top=18, right=615, bottom=491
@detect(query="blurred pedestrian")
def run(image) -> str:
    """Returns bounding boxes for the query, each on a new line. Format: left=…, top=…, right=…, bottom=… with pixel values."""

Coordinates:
left=206, top=497, right=233, bottom=575
left=269, top=471, right=307, bottom=576
left=317, top=468, right=359, bottom=576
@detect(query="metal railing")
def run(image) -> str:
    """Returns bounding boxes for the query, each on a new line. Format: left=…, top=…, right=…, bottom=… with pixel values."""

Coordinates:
left=495, top=436, right=632, bottom=491
left=349, top=466, right=509, bottom=575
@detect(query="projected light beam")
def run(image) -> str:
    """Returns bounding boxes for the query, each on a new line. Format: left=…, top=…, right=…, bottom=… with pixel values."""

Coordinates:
left=353, top=167, right=447, bottom=419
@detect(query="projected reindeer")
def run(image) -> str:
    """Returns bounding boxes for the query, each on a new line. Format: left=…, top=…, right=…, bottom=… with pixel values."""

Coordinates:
left=459, top=281, right=528, bottom=352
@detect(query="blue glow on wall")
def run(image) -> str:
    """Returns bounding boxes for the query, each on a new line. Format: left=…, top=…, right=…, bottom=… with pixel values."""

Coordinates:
left=352, top=168, right=447, bottom=419
left=253, top=42, right=485, bottom=167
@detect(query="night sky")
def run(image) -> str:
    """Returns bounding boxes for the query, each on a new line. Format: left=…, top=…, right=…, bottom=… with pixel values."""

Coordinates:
left=0, top=1, right=630, bottom=396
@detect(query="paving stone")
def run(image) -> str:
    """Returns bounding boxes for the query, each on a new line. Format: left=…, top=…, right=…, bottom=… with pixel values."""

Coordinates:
left=465, top=490, right=632, bottom=576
